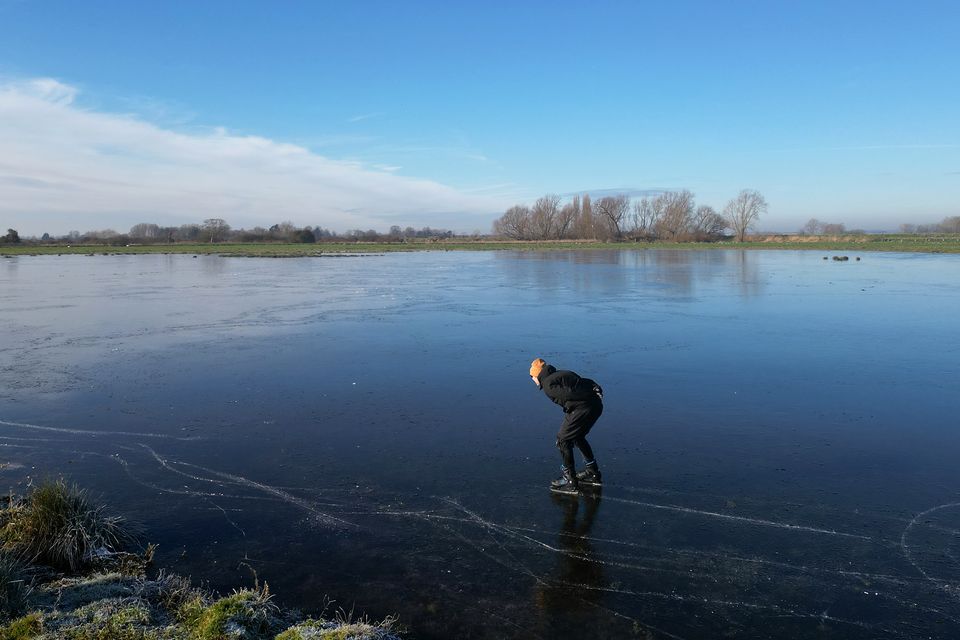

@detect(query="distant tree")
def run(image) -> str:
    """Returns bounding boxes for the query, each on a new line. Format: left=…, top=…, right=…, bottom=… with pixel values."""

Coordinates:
left=201, top=218, right=230, bottom=243
left=492, top=205, right=532, bottom=240
left=802, top=219, right=824, bottom=236
left=899, top=223, right=917, bottom=234
left=724, top=189, right=767, bottom=242
left=67, top=230, right=81, bottom=242
left=41, top=232, right=51, bottom=241
left=175, top=224, right=200, bottom=242
left=653, top=190, right=695, bottom=240
left=129, top=223, right=161, bottom=239
left=822, top=222, right=846, bottom=235
left=594, top=194, right=630, bottom=240
left=1, top=228, right=20, bottom=244
left=576, top=194, right=594, bottom=239
left=84, top=229, right=118, bottom=243
left=530, top=195, right=561, bottom=240
left=631, top=198, right=660, bottom=238
left=296, top=227, right=316, bottom=243
left=690, top=205, right=727, bottom=240
left=940, top=216, right=960, bottom=233
left=556, top=202, right=577, bottom=239
left=266, top=221, right=297, bottom=241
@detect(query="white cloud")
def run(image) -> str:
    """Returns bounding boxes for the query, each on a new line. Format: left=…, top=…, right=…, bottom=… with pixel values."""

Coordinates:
left=0, top=78, right=504, bottom=235
left=20, top=77, right=78, bottom=105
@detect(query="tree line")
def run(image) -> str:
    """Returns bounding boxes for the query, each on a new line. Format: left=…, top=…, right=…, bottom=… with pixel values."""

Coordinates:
left=491, top=189, right=767, bottom=242
left=898, top=217, right=960, bottom=234
left=3, top=219, right=458, bottom=245
left=799, top=216, right=960, bottom=236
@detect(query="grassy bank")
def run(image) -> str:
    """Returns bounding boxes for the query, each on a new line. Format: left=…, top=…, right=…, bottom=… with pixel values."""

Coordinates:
left=2, top=234, right=959, bottom=256
left=0, top=480, right=399, bottom=640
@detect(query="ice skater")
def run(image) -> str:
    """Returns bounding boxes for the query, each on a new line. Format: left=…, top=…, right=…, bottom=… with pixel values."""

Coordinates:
left=529, top=358, right=604, bottom=495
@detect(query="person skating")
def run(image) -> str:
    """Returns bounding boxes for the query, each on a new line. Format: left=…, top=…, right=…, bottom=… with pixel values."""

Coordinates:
left=529, top=358, right=604, bottom=495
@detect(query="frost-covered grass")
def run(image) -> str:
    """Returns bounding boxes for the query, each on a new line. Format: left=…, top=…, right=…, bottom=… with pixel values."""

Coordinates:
left=0, top=481, right=400, bottom=639
left=0, top=574, right=400, bottom=639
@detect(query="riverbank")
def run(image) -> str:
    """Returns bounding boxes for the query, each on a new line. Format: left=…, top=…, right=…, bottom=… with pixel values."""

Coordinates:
left=1, top=234, right=959, bottom=256
left=0, top=481, right=400, bottom=640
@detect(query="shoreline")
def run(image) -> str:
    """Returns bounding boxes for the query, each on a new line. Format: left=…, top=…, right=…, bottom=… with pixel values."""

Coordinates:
left=2, top=235, right=960, bottom=257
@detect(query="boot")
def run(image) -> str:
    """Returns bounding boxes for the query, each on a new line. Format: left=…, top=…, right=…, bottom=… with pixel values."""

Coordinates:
left=550, top=468, right=579, bottom=495
left=576, top=464, right=602, bottom=486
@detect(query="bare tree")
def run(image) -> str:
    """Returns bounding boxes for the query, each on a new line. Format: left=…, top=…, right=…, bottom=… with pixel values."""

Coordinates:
left=801, top=218, right=823, bottom=236
left=594, top=194, right=630, bottom=240
left=530, top=195, right=561, bottom=240
left=822, top=222, right=846, bottom=235
left=690, top=205, right=727, bottom=239
left=556, top=202, right=577, bottom=239
left=653, top=190, right=695, bottom=239
left=202, top=218, right=231, bottom=243
left=129, top=223, right=160, bottom=239
left=940, top=216, right=960, bottom=233
left=492, top=205, right=531, bottom=240
left=899, top=223, right=917, bottom=234
left=631, top=198, right=660, bottom=238
left=724, top=189, right=767, bottom=242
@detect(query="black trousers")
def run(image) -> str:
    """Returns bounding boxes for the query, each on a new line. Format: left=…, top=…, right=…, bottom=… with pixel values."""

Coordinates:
left=556, top=399, right=602, bottom=472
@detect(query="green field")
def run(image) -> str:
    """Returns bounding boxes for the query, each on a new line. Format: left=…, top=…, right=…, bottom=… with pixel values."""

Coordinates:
left=2, top=235, right=959, bottom=256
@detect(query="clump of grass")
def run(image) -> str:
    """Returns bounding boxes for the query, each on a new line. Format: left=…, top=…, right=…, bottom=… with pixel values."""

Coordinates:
left=0, top=551, right=32, bottom=621
left=0, top=612, right=42, bottom=640
left=134, top=570, right=197, bottom=616
left=63, top=598, right=158, bottom=640
left=179, top=584, right=279, bottom=640
left=277, top=617, right=400, bottom=640
left=277, top=606, right=400, bottom=640
left=0, top=481, right=137, bottom=572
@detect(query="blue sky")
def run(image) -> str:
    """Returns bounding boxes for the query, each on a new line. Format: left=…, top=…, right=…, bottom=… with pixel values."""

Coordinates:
left=1, top=0, right=958, bottom=234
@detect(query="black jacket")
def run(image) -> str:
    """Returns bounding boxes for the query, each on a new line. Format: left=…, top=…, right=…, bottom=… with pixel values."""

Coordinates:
left=537, top=365, right=603, bottom=413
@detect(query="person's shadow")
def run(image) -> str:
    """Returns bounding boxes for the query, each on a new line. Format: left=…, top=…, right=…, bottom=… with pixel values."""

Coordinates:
left=534, top=489, right=606, bottom=631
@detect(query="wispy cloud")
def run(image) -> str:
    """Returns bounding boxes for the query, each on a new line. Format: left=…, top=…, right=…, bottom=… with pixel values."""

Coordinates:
left=0, top=78, right=505, bottom=234
left=562, top=187, right=671, bottom=199
left=346, top=112, right=382, bottom=123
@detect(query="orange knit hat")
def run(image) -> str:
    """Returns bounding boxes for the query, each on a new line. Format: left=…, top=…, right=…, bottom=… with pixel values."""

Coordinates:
left=529, top=358, right=547, bottom=378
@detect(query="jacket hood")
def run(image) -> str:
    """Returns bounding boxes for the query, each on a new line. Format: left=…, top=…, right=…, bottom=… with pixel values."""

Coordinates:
left=536, top=364, right=557, bottom=383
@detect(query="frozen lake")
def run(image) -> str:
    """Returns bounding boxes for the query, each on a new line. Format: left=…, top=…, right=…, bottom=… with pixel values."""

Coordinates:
left=2, top=249, right=959, bottom=639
